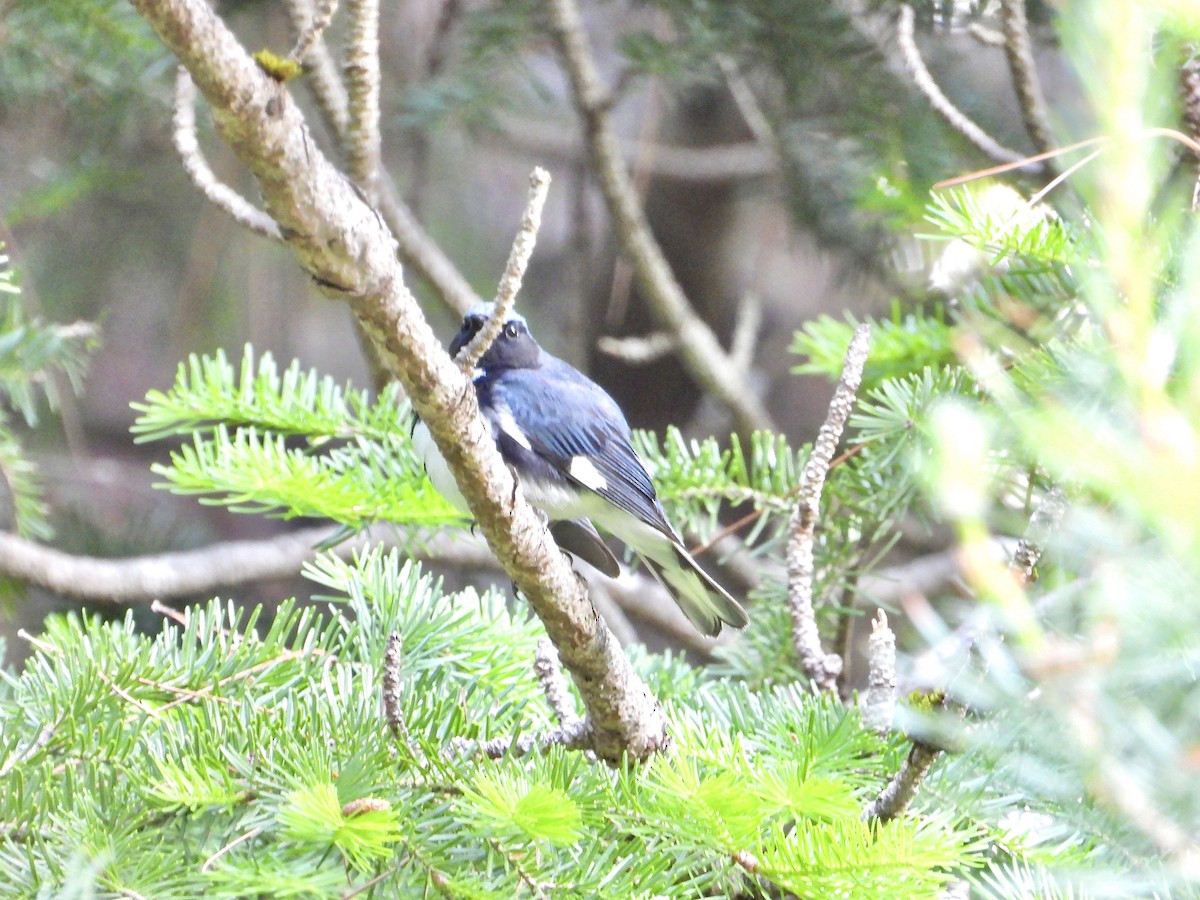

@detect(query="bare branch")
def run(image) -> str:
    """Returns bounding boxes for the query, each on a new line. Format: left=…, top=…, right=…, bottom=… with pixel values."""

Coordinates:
left=716, top=55, right=776, bottom=151
left=491, top=116, right=776, bottom=182
left=128, top=0, right=669, bottom=763
left=729, top=293, right=762, bottom=377
left=283, top=0, right=483, bottom=315
left=343, top=0, right=382, bottom=194
left=172, top=68, right=282, bottom=241
left=787, top=324, right=870, bottom=691
left=448, top=718, right=591, bottom=760
left=862, top=610, right=897, bottom=735
left=544, top=0, right=775, bottom=434
left=282, top=0, right=349, bottom=134
left=596, top=331, right=674, bottom=364
left=288, top=0, right=338, bottom=64
left=861, top=739, right=941, bottom=823
left=0, top=525, right=361, bottom=602
left=534, top=638, right=581, bottom=727
left=896, top=5, right=1043, bottom=174
left=456, top=167, right=551, bottom=371
left=999, top=0, right=1058, bottom=159
left=382, top=632, right=412, bottom=744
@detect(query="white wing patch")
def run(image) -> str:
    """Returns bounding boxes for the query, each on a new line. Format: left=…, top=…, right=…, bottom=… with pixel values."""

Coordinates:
left=493, top=402, right=533, bottom=450
left=568, top=455, right=608, bottom=491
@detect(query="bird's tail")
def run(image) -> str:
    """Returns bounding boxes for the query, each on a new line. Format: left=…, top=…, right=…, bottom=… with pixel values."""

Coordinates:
left=639, top=543, right=749, bottom=638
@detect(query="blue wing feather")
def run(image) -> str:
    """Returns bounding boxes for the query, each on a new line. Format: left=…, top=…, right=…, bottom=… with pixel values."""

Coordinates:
left=493, top=358, right=676, bottom=537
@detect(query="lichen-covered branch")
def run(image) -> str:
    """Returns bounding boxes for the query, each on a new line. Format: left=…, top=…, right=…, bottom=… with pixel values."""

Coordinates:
left=861, top=610, right=897, bottom=735
left=381, top=632, right=412, bottom=744
left=456, top=167, right=551, bottom=371
left=861, top=739, right=941, bottom=823
left=126, top=0, right=668, bottom=763
left=786, top=324, right=870, bottom=691
left=543, top=0, right=775, bottom=435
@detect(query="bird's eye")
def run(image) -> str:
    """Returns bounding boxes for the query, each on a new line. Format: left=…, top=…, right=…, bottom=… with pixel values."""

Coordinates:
left=504, top=322, right=520, bottom=339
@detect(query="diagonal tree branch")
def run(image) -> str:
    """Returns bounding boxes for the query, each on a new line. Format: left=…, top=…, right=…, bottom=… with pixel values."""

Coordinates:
left=896, top=5, right=1044, bottom=175
left=282, top=0, right=483, bottom=316
left=173, top=68, right=283, bottom=241
left=543, top=0, right=775, bottom=435
left=124, top=0, right=668, bottom=763
left=999, top=0, right=1058, bottom=161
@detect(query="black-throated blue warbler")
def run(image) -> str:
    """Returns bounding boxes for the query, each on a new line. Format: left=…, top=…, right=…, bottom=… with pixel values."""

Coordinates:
left=411, top=303, right=749, bottom=637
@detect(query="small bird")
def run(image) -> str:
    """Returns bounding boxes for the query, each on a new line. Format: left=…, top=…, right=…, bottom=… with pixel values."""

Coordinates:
left=411, top=302, right=749, bottom=637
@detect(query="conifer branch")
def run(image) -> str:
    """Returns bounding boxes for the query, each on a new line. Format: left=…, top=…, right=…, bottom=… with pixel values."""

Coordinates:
left=862, top=610, right=897, bottom=735
left=787, top=324, right=870, bottom=691
left=172, top=68, right=282, bottom=241
left=999, top=0, right=1058, bottom=159
left=343, top=0, right=382, bottom=195
left=543, top=0, right=775, bottom=435
left=455, top=167, right=551, bottom=371
left=896, top=5, right=1042, bottom=174
left=125, top=0, right=669, bottom=763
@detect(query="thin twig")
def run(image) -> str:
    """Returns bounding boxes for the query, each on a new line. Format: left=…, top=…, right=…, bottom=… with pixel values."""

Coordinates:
left=716, top=55, right=776, bottom=151
left=861, top=610, right=897, bottom=735
left=1181, top=54, right=1200, bottom=211
left=729, top=293, right=762, bottom=376
left=544, top=0, right=775, bottom=434
left=382, top=632, right=412, bottom=744
left=0, top=723, right=55, bottom=780
left=283, top=0, right=349, bottom=134
left=596, top=331, right=674, bottom=363
left=201, top=825, right=265, bottom=873
left=896, top=5, right=1044, bottom=174
left=172, top=68, right=283, bottom=241
left=456, top=167, right=552, bottom=371
left=861, top=739, right=941, bottom=822
left=343, top=0, right=382, bottom=194
left=448, top=718, right=592, bottom=760
left=493, top=116, right=776, bottom=182
left=288, top=0, right=338, bottom=63
left=999, top=0, right=1058, bottom=160
left=786, top=325, right=871, bottom=691
left=534, top=639, right=581, bottom=727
